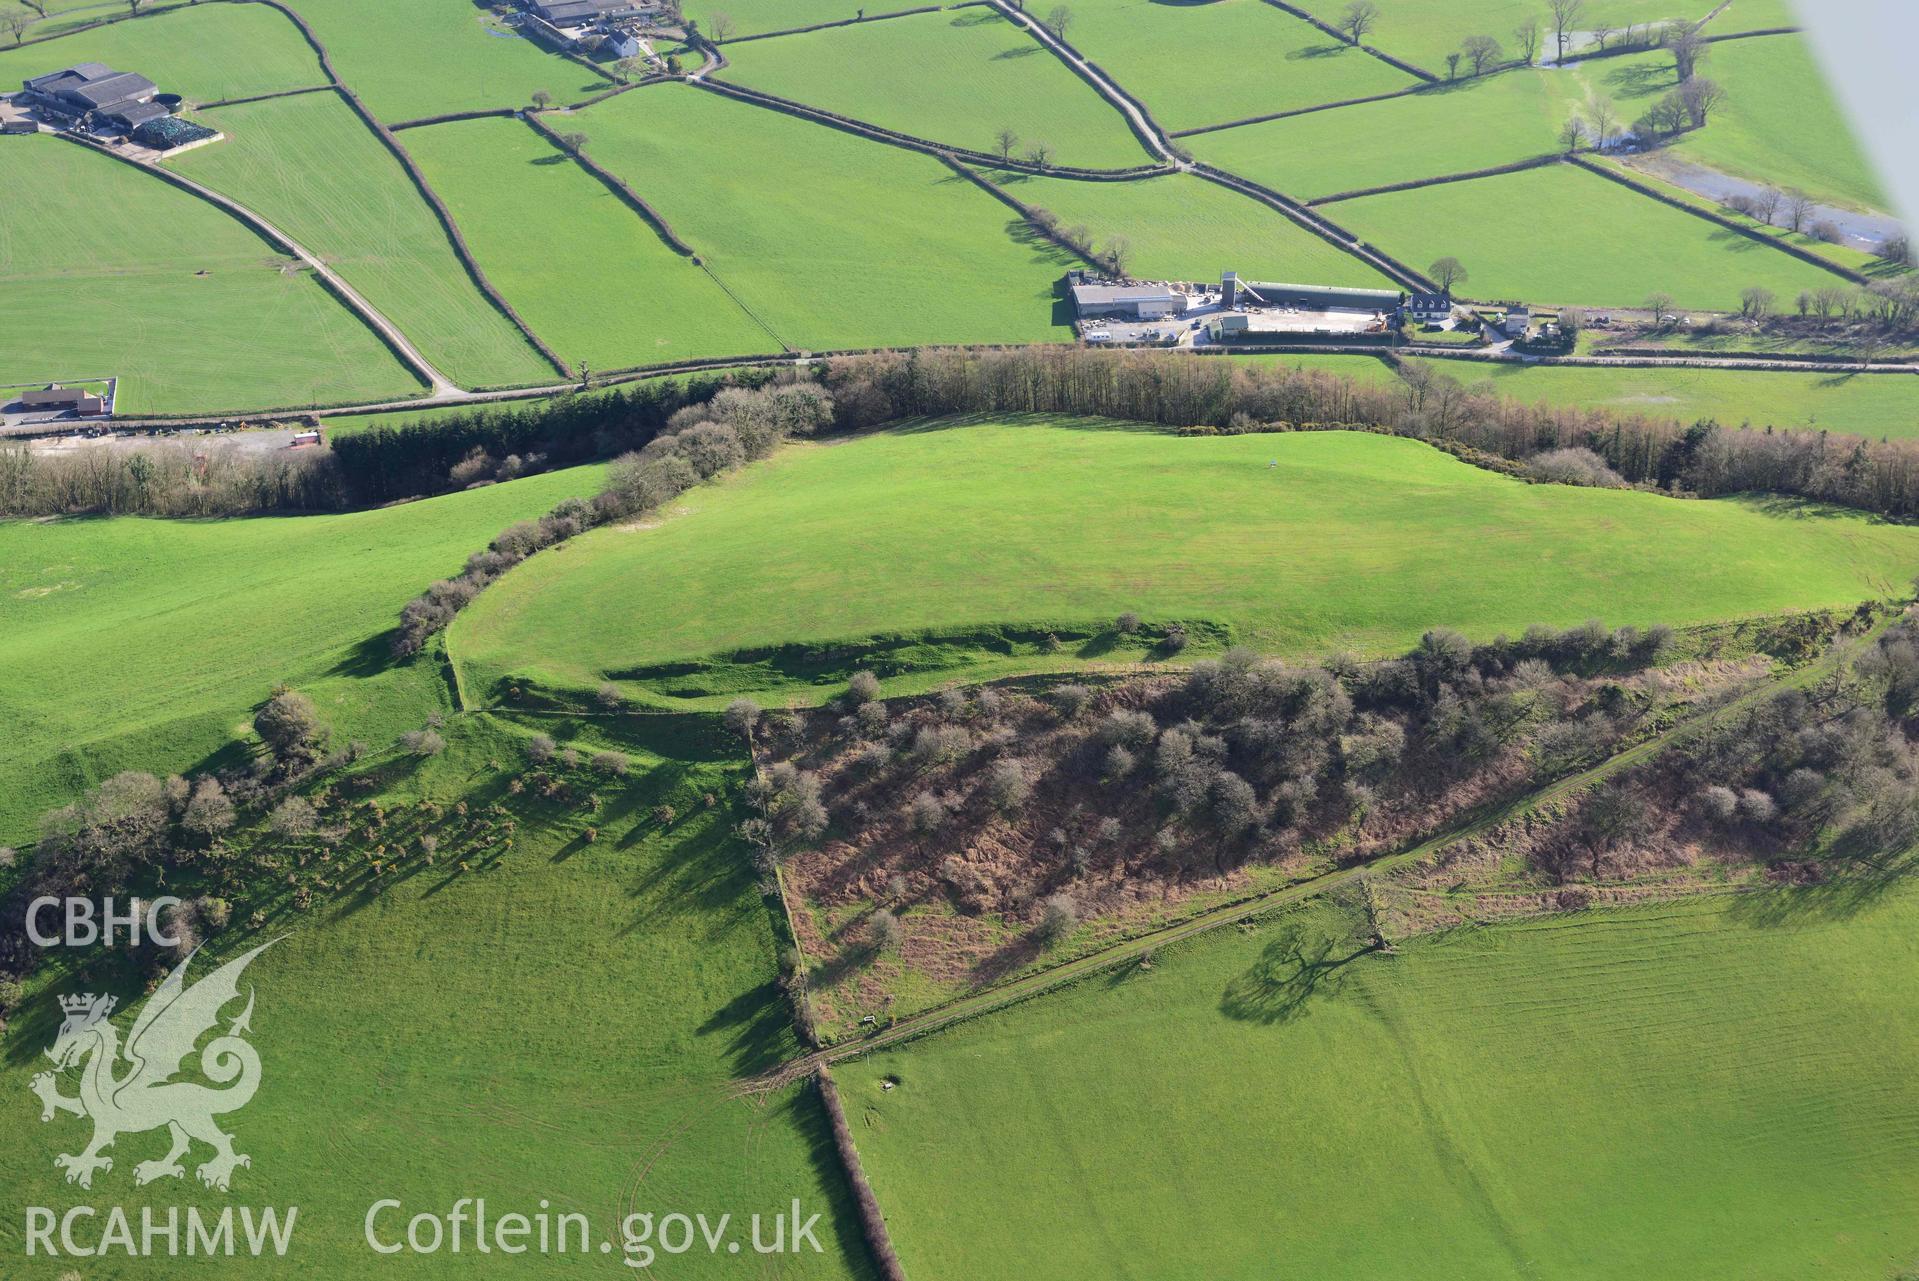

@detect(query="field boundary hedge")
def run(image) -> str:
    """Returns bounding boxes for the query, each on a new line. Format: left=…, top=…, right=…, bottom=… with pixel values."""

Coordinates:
left=691, top=77, right=1167, bottom=179
left=48, top=129, right=435, bottom=394
left=815, top=1070, right=909, bottom=1281
left=1187, top=162, right=1436, bottom=292
left=723, top=3, right=948, bottom=44
left=1172, top=81, right=1431, bottom=138
left=519, top=113, right=701, bottom=257
left=251, top=0, right=574, bottom=379
left=1255, top=0, right=1438, bottom=82
left=1592, top=346, right=1916, bottom=369
left=197, top=83, right=335, bottom=109
left=938, top=158, right=1106, bottom=269
left=386, top=107, right=519, bottom=131
left=1568, top=155, right=1870, bottom=286
left=1308, top=153, right=1561, bottom=205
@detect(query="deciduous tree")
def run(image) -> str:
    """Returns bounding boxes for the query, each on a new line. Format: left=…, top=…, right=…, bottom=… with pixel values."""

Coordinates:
left=1461, top=33, right=1502, bottom=75
left=1513, top=17, right=1540, bottom=62
left=1679, top=75, right=1724, bottom=128
left=1547, top=0, right=1583, bottom=62
left=1428, top=256, right=1467, bottom=293
left=1338, top=0, right=1378, bottom=45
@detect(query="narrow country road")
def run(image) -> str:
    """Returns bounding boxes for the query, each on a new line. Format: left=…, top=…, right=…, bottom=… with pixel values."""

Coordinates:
left=986, top=0, right=1177, bottom=164
left=125, top=146, right=461, bottom=397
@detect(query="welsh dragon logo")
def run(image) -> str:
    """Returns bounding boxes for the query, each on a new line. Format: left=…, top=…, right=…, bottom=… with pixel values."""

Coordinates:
left=30, top=941, right=277, bottom=1192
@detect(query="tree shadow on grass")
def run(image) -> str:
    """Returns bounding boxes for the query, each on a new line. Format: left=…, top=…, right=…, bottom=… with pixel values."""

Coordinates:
left=696, top=979, right=797, bottom=1075
left=971, top=930, right=1047, bottom=986
left=1729, top=843, right=1919, bottom=929
left=1721, top=492, right=1904, bottom=526
left=1218, top=922, right=1381, bottom=1024
left=325, top=629, right=405, bottom=680
left=1287, top=43, right=1351, bottom=61
left=1601, top=58, right=1675, bottom=102
left=992, top=44, right=1043, bottom=59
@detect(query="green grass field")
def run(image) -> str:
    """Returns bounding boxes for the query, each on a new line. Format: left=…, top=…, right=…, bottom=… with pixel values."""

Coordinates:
left=1238, top=352, right=1407, bottom=383
left=700, top=0, right=865, bottom=37
left=1708, top=0, right=1798, bottom=32
left=452, top=420, right=1919, bottom=705
left=404, top=117, right=779, bottom=371
left=1288, top=0, right=1700, bottom=72
left=1667, top=35, right=1890, bottom=213
left=0, top=465, right=602, bottom=843
left=577, top=85, right=1076, bottom=350
left=1189, top=69, right=1581, bottom=200
left=1417, top=359, right=1919, bottom=439
left=0, top=0, right=104, bottom=41
left=716, top=9, right=1151, bottom=168
left=169, top=93, right=555, bottom=390
left=1058, top=0, right=1414, bottom=132
left=286, top=0, right=604, bottom=122
left=0, top=713, right=872, bottom=1278
left=986, top=169, right=1393, bottom=285
left=1329, top=161, right=1843, bottom=310
left=0, top=133, right=419, bottom=414
left=838, top=886, right=1919, bottom=1280
left=0, top=2, right=326, bottom=102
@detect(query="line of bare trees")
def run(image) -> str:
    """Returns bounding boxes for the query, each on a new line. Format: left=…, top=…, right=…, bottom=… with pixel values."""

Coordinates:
left=0, top=371, right=748, bottom=519
left=814, top=345, right=1919, bottom=519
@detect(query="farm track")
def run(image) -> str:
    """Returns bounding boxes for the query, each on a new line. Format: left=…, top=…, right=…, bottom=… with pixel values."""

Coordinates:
left=738, top=613, right=1896, bottom=1092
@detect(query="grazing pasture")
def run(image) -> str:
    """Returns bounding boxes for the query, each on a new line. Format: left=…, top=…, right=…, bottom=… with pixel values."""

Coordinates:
left=1418, top=359, right=1919, bottom=440
left=988, top=169, right=1394, bottom=285
left=0, top=133, right=417, bottom=414
left=405, top=117, right=779, bottom=371
left=0, top=715, right=871, bottom=1279
left=1237, top=352, right=1406, bottom=384
left=840, top=887, right=1919, bottom=1281
left=0, top=465, right=603, bottom=842
left=451, top=420, right=1919, bottom=705
left=0, top=0, right=100, bottom=40
left=716, top=8, right=1152, bottom=168
left=698, top=0, right=867, bottom=37
left=1666, top=35, right=1891, bottom=214
left=171, top=92, right=555, bottom=389
left=1189, top=69, right=1580, bottom=200
left=578, top=85, right=1077, bottom=351
left=1328, top=161, right=1842, bottom=310
left=0, top=2, right=325, bottom=102
left=1057, top=0, right=1415, bottom=132
left=284, top=0, right=601, bottom=122
left=1706, top=0, right=1801, bottom=33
